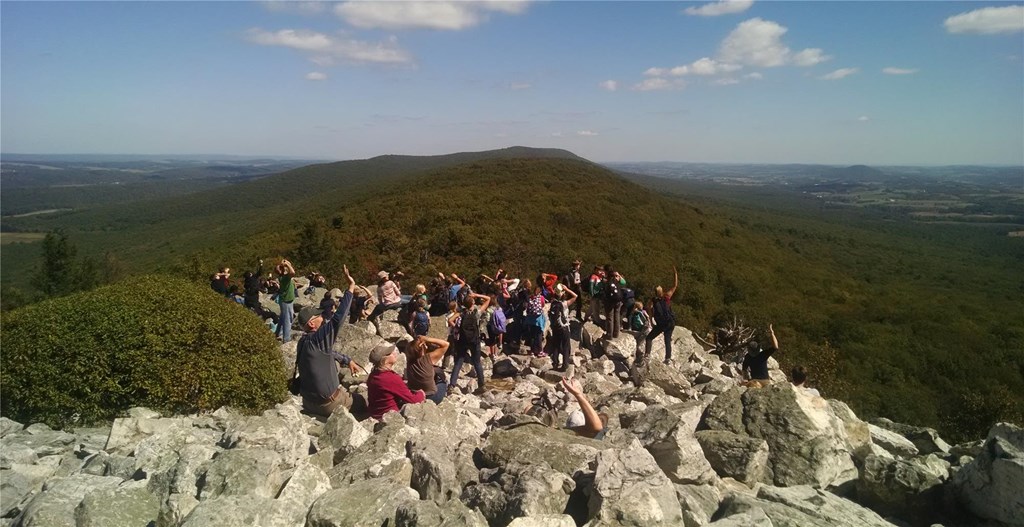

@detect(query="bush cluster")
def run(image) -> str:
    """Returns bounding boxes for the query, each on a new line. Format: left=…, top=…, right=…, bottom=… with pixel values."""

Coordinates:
left=1, top=275, right=287, bottom=429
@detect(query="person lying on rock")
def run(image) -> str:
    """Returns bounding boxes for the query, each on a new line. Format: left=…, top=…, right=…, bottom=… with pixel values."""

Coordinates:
left=742, top=324, right=779, bottom=387
left=560, top=378, right=606, bottom=439
left=296, top=265, right=362, bottom=418
left=367, top=343, right=426, bottom=420
left=402, top=335, right=450, bottom=404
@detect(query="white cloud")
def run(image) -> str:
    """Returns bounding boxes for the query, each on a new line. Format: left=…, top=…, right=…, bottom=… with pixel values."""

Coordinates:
left=246, top=28, right=412, bottom=64
left=857, top=115, right=870, bottom=122
left=718, top=18, right=831, bottom=68
left=944, top=5, right=1024, bottom=34
left=509, top=82, right=532, bottom=90
left=550, top=131, right=564, bottom=137
left=334, top=1, right=529, bottom=30
left=744, top=72, right=763, bottom=79
left=646, top=57, right=742, bottom=77
left=685, top=0, right=754, bottom=17
left=305, top=71, right=328, bottom=81
left=818, top=67, right=859, bottom=80
left=598, top=80, right=619, bottom=91
left=791, top=48, right=831, bottom=66
left=577, top=130, right=599, bottom=136
left=882, top=67, right=919, bottom=75
left=309, top=55, right=335, bottom=66
left=632, top=78, right=686, bottom=91
left=713, top=78, right=740, bottom=85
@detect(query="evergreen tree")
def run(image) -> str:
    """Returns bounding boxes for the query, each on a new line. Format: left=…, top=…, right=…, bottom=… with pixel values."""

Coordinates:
left=35, top=230, right=79, bottom=298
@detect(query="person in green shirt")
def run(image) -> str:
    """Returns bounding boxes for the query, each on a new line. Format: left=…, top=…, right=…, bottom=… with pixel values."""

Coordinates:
left=275, top=259, right=297, bottom=342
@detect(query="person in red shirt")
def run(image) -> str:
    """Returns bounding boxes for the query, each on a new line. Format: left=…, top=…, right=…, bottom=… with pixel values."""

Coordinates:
left=366, top=343, right=425, bottom=420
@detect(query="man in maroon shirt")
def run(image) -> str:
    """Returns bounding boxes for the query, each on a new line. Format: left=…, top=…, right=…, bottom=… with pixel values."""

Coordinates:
left=366, top=343, right=425, bottom=420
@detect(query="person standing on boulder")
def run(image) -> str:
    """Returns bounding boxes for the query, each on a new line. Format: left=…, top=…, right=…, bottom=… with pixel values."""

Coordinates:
left=276, top=260, right=297, bottom=342
left=296, top=265, right=363, bottom=417
left=563, top=260, right=584, bottom=321
left=368, top=270, right=402, bottom=324
left=586, top=266, right=604, bottom=324
left=742, top=324, right=779, bottom=386
left=644, top=267, right=679, bottom=365
left=549, top=286, right=577, bottom=371
left=602, top=266, right=626, bottom=339
left=448, top=293, right=490, bottom=394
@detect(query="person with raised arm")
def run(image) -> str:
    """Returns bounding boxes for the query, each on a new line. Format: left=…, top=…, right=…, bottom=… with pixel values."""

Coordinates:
left=404, top=335, right=451, bottom=404
left=560, top=377, right=605, bottom=439
left=742, top=324, right=780, bottom=387
left=644, top=266, right=679, bottom=365
left=275, top=259, right=297, bottom=342
left=448, top=292, right=491, bottom=394
left=295, top=265, right=363, bottom=417
left=563, top=259, right=584, bottom=321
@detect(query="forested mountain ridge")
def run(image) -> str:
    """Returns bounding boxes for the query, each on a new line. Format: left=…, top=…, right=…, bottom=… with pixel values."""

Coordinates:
left=1, top=148, right=1021, bottom=441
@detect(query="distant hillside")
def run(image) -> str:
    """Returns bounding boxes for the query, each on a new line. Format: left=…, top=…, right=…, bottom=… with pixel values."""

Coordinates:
left=826, top=164, right=888, bottom=182
left=2, top=147, right=1021, bottom=442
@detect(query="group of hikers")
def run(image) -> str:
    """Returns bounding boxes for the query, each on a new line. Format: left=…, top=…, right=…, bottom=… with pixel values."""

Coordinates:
left=212, top=258, right=810, bottom=431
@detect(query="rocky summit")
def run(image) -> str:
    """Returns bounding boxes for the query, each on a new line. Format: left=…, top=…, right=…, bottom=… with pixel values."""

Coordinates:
left=1, top=313, right=1020, bottom=527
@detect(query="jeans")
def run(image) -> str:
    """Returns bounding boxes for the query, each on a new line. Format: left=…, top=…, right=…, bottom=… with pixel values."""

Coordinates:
left=368, top=302, right=401, bottom=323
left=428, top=381, right=448, bottom=404
left=277, top=301, right=294, bottom=342
left=646, top=323, right=675, bottom=362
left=604, top=303, right=621, bottom=338
left=449, top=340, right=484, bottom=390
left=550, top=325, right=571, bottom=368
left=527, top=323, right=544, bottom=355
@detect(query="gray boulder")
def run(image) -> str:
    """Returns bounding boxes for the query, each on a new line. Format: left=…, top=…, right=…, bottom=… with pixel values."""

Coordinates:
left=218, top=404, right=310, bottom=468
left=73, top=481, right=159, bottom=527
left=603, top=333, right=638, bottom=361
left=828, top=400, right=872, bottom=453
left=307, top=479, right=419, bottom=527
left=695, top=430, right=770, bottom=486
left=0, top=463, right=59, bottom=518
left=395, top=499, right=489, bottom=527
left=580, top=322, right=605, bottom=353
left=178, top=495, right=286, bottom=527
left=318, top=407, right=372, bottom=464
left=197, top=448, right=286, bottom=500
left=715, top=484, right=898, bottom=527
left=14, top=473, right=122, bottom=527
left=327, top=418, right=420, bottom=487
left=870, top=418, right=951, bottom=455
left=481, top=424, right=604, bottom=477
left=675, top=483, right=723, bottom=527
left=586, top=439, right=684, bottom=526
left=461, top=462, right=575, bottom=527
left=951, top=422, right=1024, bottom=526
left=507, top=516, right=577, bottom=527
left=644, top=360, right=694, bottom=400
left=855, top=454, right=946, bottom=522
left=0, top=417, right=24, bottom=439
left=626, top=403, right=715, bottom=484
left=702, top=384, right=858, bottom=489
left=868, top=423, right=920, bottom=458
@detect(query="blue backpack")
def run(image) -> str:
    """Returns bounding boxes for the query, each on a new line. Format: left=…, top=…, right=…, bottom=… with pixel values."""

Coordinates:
left=488, top=308, right=507, bottom=334
left=413, top=311, right=430, bottom=336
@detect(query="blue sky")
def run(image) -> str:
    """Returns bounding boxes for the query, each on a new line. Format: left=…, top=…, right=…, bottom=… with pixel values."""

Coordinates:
left=2, top=1, right=1022, bottom=165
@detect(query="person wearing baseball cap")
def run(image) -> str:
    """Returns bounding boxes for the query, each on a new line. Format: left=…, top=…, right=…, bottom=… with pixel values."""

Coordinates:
left=366, top=343, right=425, bottom=420
left=295, top=265, right=362, bottom=417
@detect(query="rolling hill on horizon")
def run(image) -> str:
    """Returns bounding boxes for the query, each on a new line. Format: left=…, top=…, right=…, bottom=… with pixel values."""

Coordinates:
left=1, top=146, right=1021, bottom=441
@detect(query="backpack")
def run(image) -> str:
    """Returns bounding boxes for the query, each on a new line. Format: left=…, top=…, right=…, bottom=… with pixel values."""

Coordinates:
left=622, top=287, right=635, bottom=307
left=653, top=297, right=674, bottom=326
left=488, top=307, right=507, bottom=334
left=550, top=300, right=569, bottom=328
left=413, top=311, right=430, bottom=336
left=456, top=285, right=472, bottom=306
left=459, top=308, right=480, bottom=343
left=630, top=309, right=649, bottom=331
left=604, top=280, right=623, bottom=304
left=526, top=295, right=544, bottom=317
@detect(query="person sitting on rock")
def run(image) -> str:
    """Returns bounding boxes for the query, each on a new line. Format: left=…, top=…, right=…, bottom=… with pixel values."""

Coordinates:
left=742, top=324, right=779, bottom=387
left=402, top=335, right=450, bottom=404
left=448, top=293, right=491, bottom=395
left=645, top=267, right=679, bottom=365
left=296, top=266, right=363, bottom=417
left=407, top=298, right=430, bottom=337
left=367, top=343, right=425, bottom=420
left=561, top=378, right=606, bottom=439
left=791, top=365, right=821, bottom=397
left=367, top=270, right=402, bottom=324
left=549, top=286, right=577, bottom=371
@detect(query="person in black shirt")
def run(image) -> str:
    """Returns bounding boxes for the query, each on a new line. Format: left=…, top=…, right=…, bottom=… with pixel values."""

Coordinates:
left=742, top=324, right=779, bottom=386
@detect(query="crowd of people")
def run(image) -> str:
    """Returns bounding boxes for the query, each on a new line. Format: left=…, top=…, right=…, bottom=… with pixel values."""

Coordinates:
left=213, top=258, right=815, bottom=431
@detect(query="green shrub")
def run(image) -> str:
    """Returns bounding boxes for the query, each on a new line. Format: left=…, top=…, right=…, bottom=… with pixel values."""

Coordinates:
left=1, top=275, right=287, bottom=429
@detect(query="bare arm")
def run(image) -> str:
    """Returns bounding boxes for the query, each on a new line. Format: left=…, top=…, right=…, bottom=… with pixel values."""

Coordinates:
left=344, top=265, right=356, bottom=293
left=451, top=273, right=466, bottom=287
left=768, top=324, right=779, bottom=350
left=470, top=293, right=490, bottom=310
left=666, top=266, right=679, bottom=299
left=562, top=378, right=603, bottom=438
left=424, top=337, right=449, bottom=363
left=280, top=259, right=295, bottom=275
left=564, top=287, right=578, bottom=306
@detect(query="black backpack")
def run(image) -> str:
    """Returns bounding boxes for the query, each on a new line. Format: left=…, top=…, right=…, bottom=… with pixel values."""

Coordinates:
left=604, top=280, right=623, bottom=304
left=459, top=308, right=480, bottom=343
left=550, top=300, right=569, bottom=328
left=653, top=297, right=674, bottom=326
